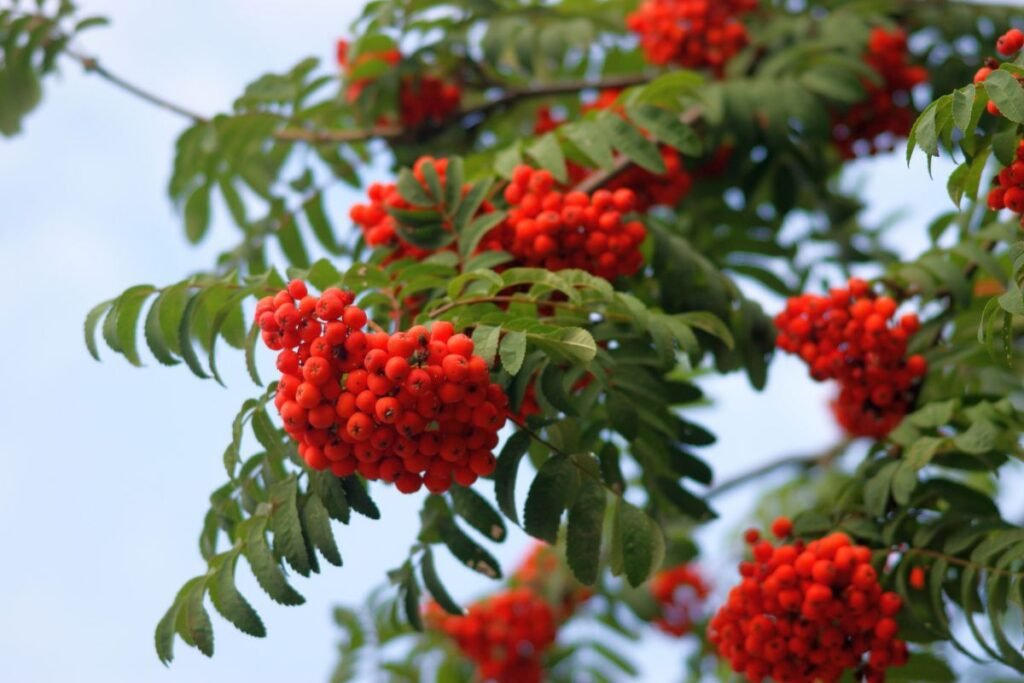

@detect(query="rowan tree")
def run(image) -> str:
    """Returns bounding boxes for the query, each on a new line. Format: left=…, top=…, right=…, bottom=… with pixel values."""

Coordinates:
left=6, top=0, right=1024, bottom=681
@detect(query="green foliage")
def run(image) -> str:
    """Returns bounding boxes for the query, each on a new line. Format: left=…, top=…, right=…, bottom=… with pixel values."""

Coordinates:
left=16, top=0, right=1024, bottom=677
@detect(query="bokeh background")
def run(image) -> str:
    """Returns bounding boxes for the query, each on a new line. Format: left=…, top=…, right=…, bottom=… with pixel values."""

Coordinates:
left=0, top=1, right=978, bottom=681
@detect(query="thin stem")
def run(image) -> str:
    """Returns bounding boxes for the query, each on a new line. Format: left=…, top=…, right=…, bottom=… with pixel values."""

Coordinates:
left=274, top=73, right=653, bottom=145
left=706, top=439, right=852, bottom=500
left=428, top=294, right=631, bottom=321
left=904, top=547, right=1024, bottom=579
left=64, top=47, right=208, bottom=123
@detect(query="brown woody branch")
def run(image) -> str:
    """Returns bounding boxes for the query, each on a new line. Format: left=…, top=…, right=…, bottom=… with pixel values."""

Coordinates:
left=273, top=73, right=654, bottom=145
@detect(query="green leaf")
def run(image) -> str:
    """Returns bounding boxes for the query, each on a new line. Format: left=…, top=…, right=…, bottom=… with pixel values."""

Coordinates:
left=562, top=121, right=614, bottom=169
left=178, top=293, right=210, bottom=379
left=112, top=285, right=156, bottom=366
left=566, top=474, right=606, bottom=585
left=421, top=159, right=445, bottom=202
left=527, top=133, right=568, bottom=183
left=84, top=300, right=113, bottom=361
left=155, top=589, right=183, bottom=664
left=209, top=552, right=267, bottom=637
left=954, top=419, right=999, bottom=454
left=625, top=104, right=702, bottom=155
left=400, top=567, right=424, bottom=631
left=533, top=326, right=598, bottom=364
left=244, top=322, right=263, bottom=386
left=241, top=518, right=305, bottom=606
left=184, top=184, right=212, bottom=243
left=310, top=471, right=351, bottom=524
left=452, top=179, right=492, bottom=233
left=891, top=460, right=919, bottom=506
left=342, top=477, right=381, bottom=520
left=421, top=546, right=464, bottom=616
left=438, top=513, right=503, bottom=579
left=176, top=578, right=214, bottom=657
left=304, top=193, right=343, bottom=255
left=539, top=362, right=578, bottom=416
left=450, top=486, right=506, bottom=542
left=396, top=168, right=433, bottom=206
left=457, top=211, right=506, bottom=259
left=884, top=653, right=956, bottom=682
left=301, top=494, right=342, bottom=567
left=471, top=324, right=502, bottom=367
left=952, top=84, right=977, bottom=134
left=524, top=454, right=581, bottom=543
left=675, top=312, right=734, bottom=349
left=498, top=330, right=527, bottom=375
left=277, top=215, right=311, bottom=268
left=986, top=70, right=1024, bottom=123
left=865, top=461, right=898, bottom=517
left=598, top=113, right=665, bottom=173
left=655, top=477, right=715, bottom=520
left=144, top=291, right=180, bottom=366
left=494, top=431, right=532, bottom=524
left=606, top=391, right=639, bottom=439
left=615, top=499, right=665, bottom=587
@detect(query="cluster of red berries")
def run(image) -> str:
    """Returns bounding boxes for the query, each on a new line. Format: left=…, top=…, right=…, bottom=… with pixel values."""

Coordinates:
left=975, top=29, right=1024, bottom=118
left=350, top=156, right=497, bottom=262
left=256, top=280, right=508, bottom=494
left=649, top=564, right=711, bottom=637
left=498, top=165, right=647, bottom=279
left=832, top=29, right=927, bottom=158
left=774, top=278, right=927, bottom=439
left=985, top=140, right=1024, bottom=225
left=336, top=40, right=460, bottom=128
left=534, top=92, right=695, bottom=210
left=709, top=518, right=908, bottom=683
left=626, top=0, right=756, bottom=75
left=428, top=588, right=557, bottom=683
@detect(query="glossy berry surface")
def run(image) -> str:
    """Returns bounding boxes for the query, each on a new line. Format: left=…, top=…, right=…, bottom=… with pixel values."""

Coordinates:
left=709, top=519, right=908, bottom=683
left=256, top=281, right=508, bottom=494
left=775, top=278, right=927, bottom=438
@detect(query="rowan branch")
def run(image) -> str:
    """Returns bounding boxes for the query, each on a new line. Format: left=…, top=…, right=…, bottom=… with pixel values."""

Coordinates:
left=705, top=439, right=852, bottom=500
left=273, top=73, right=654, bottom=145
left=64, top=47, right=209, bottom=123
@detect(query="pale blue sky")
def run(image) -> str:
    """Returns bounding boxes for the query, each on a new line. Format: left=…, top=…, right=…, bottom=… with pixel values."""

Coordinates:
left=0, top=2, right=976, bottom=682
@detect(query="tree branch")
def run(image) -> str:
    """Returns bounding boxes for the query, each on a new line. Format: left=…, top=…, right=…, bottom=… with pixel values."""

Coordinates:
left=63, top=47, right=209, bottom=124
left=273, top=73, right=654, bottom=145
left=705, top=439, right=852, bottom=500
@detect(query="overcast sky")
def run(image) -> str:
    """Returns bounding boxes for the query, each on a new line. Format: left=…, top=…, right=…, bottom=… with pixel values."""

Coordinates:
left=0, top=2, right=976, bottom=682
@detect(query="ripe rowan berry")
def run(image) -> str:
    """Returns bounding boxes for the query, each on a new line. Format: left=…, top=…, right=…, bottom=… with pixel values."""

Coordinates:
left=427, top=588, right=557, bottom=683
left=710, top=519, right=907, bottom=683
left=997, top=28, right=1024, bottom=56
left=627, top=0, right=757, bottom=75
left=649, top=564, right=711, bottom=636
left=257, top=283, right=509, bottom=494
left=831, top=29, right=927, bottom=158
left=775, top=278, right=927, bottom=438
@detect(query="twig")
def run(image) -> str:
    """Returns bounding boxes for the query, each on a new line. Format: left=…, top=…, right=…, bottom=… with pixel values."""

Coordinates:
left=64, top=47, right=209, bottom=124
left=904, top=546, right=1024, bottom=579
left=427, top=294, right=631, bottom=321
left=705, top=439, right=852, bottom=500
left=274, top=73, right=654, bottom=145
